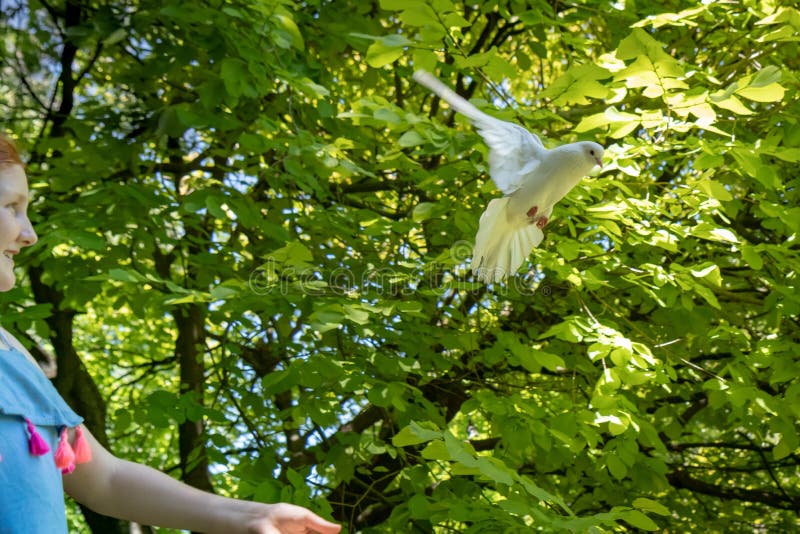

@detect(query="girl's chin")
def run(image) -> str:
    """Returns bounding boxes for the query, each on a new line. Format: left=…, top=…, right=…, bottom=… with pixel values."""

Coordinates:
left=0, top=274, right=16, bottom=292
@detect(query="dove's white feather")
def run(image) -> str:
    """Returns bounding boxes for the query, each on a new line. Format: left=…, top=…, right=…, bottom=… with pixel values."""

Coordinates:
left=471, top=198, right=544, bottom=283
left=413, top=70, right=604, bottom=283
left=412, top=70, right=544, bottom=195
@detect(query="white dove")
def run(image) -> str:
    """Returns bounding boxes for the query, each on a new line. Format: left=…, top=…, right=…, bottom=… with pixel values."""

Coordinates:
left=413, top=70, right=604, bottom=283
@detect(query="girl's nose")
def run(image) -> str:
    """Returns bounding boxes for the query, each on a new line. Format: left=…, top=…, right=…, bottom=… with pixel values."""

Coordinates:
left=19, top=218, right=37, bottom=246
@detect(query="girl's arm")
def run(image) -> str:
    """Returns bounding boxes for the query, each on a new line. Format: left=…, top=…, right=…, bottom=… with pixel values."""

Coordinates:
left=62, top=426, right=340, bottom=534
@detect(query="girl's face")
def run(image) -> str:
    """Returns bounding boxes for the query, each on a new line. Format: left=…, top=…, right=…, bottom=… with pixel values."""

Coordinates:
left=0, top=164, right=37, bottom=291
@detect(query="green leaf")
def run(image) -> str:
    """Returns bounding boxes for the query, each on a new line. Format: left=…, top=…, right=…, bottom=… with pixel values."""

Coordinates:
left=205, top=195, right=228, bottom=219
left=309, top=305, right=344, bottom=333
left=266, top=241, right=314, bottom=267
left=475, top=456, right=515, bottom=486
left=412, top=202, right=436, bottom=222
left=691, top=223, right=739, bottom=243
left=750, top=65, right=782, bottom=87
left=763, top=147, right=800, bottom=163
left=145, top=390, right=183, bottom=427
left=412, top=48, right=439, bottom=73
left=694, top=285, right=721, bottom=309
left=540, top=318, right=587, bottom=342
left=633, top=6, right=707, bottom=29
left=344, top=304, right=370, bottom=324
left=689, top=262, right=722, bottom=287
left=443, top=12, right=470, bottom=28
left=406, top=494, right=430, bottom=519
left=398, top=130, right=425, bottom=147
left=157, top=106, right=183, bottom=136
left=540, top=63, right=611, bottom=105
left=697, top=179, right=733, bottom=201
left=533, top=350, right=565, bottom=371
left=741, top=245, right=763, bottom=270
left=72, top=230, right=107, bottom=250
left=616, top=28, right=652, bottom=59
left=393, top=421, right=442, bottom=446
left=103, top=28, right=127, bottom=46
left=773, top=439, right=793, bottom=461
left=606, top=454, right=627, bottom=479
left=272, top=13, right=304, bottom=50
left=108, top=268, right=146, bottom=283
left=710, top=93, right=753, bottom=115
left=396, top=301, right=423, bottom=314
left=399, top=5, right=438, bottom=26
left=220, top=58, right=249, bottom=98
left=574, top=108, right=639, bottom=133
left=737, top=83, right=785, bottom=102
left=454, top=48, right=496, bottom=69
left=366, top=42, right=404, bottom=68
left=620, top=509, right=660, bottom=531
left=632, top=497, right=671, bottom=516
left=420, top=439, right=449, bottom=460
left=379, top=0, right=422, bottom=10
left=365, top=35, right=411, bottom=68
left=210, top=286, right=238, bottom=300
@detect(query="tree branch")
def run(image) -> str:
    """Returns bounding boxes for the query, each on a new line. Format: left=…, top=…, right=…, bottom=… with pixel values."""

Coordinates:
left=667, top=469, right=799, bottom=511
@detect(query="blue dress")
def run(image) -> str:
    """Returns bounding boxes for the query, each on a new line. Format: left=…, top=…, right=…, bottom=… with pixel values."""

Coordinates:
left=0, top=331, right=83, bottom=534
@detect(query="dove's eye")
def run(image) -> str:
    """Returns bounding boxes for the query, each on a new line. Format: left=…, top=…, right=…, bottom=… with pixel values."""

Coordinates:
left=590, top=150, right=595, bottom=156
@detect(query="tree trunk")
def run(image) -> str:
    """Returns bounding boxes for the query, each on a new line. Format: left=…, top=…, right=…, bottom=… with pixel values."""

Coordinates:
left=28, top=265, right=127, bottom=534
left=173, top=303, right=214, bottom=492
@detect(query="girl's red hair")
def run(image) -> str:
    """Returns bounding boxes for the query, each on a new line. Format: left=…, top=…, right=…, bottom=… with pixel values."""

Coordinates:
left=0, top=134, right=23, bottom=167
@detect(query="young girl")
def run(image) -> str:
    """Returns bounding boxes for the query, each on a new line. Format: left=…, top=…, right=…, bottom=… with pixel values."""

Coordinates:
left=0, top=134, right=341, bottom=534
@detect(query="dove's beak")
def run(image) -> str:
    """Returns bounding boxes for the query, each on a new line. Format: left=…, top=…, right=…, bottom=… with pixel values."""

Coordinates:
left=594, top=157, right=603, bottom=169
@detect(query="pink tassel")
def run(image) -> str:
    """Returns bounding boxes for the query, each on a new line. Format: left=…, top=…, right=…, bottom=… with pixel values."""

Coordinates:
left=25, top=419, right=50, bottom=456
left=72, top=426, right=92, bottom=464
left=54, top=428, right=76, bottom=474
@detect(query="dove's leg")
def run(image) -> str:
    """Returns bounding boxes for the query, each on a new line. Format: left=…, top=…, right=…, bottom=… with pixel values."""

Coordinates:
left=526, top=205, right=548, bottom=227
left=526, top=206, right=539, bottom=225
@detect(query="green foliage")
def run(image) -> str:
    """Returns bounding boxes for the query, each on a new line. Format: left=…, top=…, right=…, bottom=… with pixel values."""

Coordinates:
left=2, top=0, right=799, bottom=532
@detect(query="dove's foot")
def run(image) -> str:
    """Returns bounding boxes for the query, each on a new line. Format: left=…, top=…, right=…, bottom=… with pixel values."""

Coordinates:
left=527, top=206, right=547, bottom=228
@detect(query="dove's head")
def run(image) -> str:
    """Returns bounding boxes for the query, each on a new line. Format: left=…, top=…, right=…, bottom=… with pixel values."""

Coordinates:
left=578, top=141, right=604, bottom=169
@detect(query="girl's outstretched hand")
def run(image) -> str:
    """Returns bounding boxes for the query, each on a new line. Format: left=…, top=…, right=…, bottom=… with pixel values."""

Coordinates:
left=242, top=502, right=341, bottom=534
left=62, top=425, right=340, bottom=534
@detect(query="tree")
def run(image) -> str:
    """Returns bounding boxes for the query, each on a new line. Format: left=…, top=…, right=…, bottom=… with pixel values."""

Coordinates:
left=1, top=0, right=798, bottom=532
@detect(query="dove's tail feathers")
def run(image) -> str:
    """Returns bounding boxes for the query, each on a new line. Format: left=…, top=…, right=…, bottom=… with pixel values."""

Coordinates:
left=471, top=197, right=543, bottom=283
left=413, top=70, right=497, bottom=127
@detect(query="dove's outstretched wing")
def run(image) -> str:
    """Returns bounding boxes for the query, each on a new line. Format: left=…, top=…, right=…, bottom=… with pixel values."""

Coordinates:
left=413, top=70, right=545, bottom=196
